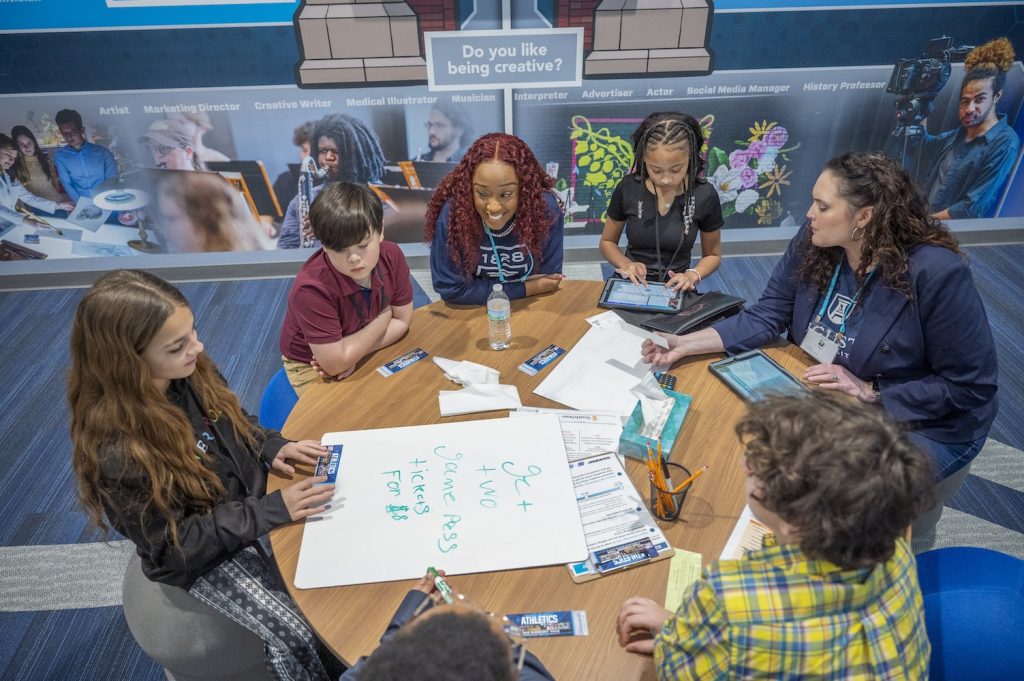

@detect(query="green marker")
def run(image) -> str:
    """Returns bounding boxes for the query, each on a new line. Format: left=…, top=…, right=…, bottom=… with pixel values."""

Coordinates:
left=427, top=566, right=453, bottom=604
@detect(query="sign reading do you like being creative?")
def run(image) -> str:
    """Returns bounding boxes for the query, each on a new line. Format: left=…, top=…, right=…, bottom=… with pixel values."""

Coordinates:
left=425, top=28, right=583, bottom=90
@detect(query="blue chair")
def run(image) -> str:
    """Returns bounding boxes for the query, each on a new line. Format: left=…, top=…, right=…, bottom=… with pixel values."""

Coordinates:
left=916, top=546, right=1024, bottom=680
left=258, top=367, right=298, bottom=431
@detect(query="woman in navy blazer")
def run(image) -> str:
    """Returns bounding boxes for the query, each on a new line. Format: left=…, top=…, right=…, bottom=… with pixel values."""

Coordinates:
left=642, top=152, right=998, bottom=483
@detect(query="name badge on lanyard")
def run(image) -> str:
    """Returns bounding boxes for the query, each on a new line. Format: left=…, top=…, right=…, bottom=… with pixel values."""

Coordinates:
left=799, top=262, right=875, bottom=366
left=800, top=327, right=840, bottom=364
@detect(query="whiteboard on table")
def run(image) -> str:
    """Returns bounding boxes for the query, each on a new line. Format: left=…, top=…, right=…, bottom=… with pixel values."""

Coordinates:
left=295, top=414, right=588, bottom=589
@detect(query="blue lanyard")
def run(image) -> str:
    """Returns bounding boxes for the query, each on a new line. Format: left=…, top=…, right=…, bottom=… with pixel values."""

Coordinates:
left=484, top=227, right=534, bottom=283
left=815, top=262, right=875, bottom=338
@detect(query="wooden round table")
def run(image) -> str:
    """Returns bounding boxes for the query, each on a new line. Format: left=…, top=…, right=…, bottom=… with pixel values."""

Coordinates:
left=269, top=280, right=811, bottom=681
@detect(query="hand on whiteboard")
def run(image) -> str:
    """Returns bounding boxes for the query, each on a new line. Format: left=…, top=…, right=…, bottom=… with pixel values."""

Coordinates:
left=273, top=440, right=328, bottom=475
left=281, top=476, right=335, bottom=521
left=617, top=596, right=672, bottom=655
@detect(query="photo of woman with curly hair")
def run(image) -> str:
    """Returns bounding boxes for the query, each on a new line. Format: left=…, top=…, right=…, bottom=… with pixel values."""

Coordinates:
left=10, top=125, right=67, bottom=204
left=424, top=132, right=565, bottom=305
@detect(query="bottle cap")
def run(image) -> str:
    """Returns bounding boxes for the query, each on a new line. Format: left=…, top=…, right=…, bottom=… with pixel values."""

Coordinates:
left=493, top=284, right=502, bottom=291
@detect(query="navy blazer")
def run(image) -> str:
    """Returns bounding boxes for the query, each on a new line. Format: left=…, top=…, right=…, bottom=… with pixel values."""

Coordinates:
left=713, top=229, right=998, bottom=444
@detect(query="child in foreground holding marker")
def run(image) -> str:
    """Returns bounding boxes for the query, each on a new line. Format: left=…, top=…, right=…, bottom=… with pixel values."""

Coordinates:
left=279, top=181, right=413, bottom=395
left=339, top=569, right=555, bottom=681
left=618, top=394, right=934, bottom=679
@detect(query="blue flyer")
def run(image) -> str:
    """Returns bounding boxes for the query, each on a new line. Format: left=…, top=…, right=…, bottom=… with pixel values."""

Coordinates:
left=518, top=344, right=566, bottom=376
left=377, top=348, right=429, bottom=377
left=314, top=444, right=343, bottom=485
left=506, top=610, right=589, bottom=638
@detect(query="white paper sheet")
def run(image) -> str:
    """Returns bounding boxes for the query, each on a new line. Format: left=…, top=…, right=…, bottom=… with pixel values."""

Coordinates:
left=510, top=408, right=622, bottom=462
left=439, top=383, right=522, bottom=416
left=534, top=324, right=650, bottom=418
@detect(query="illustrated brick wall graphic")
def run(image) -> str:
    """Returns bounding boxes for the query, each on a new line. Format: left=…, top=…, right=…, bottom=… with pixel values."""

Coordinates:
left=558, top=0, right=713, bottom=77
left=296, top=0, right=444, bottom=86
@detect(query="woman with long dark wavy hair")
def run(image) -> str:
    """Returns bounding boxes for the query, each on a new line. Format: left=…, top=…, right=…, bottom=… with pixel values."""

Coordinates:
left=424, top=132, right=565, bottom=305
left=641, top=152, right=997, bottom=532
left=70, top=269, right=340, bottom=679
left=11, top=125, right=67, bottom=204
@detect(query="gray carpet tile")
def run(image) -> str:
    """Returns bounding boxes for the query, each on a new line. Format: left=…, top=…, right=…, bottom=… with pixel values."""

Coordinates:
left=912, top=506, right=1024, bottom=560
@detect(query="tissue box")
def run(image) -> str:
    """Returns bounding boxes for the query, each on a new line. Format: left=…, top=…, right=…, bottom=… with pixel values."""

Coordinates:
left=618, top=388, right=692, bottom=461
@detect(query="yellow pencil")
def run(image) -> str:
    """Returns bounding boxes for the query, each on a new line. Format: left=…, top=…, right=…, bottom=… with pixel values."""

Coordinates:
left=672, top=465, right=709, bottom=493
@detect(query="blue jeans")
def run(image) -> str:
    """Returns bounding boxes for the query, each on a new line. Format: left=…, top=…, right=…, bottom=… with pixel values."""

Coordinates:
left=907, top=432, right=986, bottom=480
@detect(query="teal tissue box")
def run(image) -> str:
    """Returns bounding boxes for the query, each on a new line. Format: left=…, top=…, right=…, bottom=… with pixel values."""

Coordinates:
left=618, top=388, right=692, bottom=461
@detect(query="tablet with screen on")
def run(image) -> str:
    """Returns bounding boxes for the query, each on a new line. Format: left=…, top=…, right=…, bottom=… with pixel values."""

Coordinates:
left=597, top=277, right=684, bottom=314
left=709, top=349, right=809, bottom=401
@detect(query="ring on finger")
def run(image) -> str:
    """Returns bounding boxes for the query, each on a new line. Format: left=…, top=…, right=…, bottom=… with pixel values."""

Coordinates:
left=831, top=374, right=840, bottom=383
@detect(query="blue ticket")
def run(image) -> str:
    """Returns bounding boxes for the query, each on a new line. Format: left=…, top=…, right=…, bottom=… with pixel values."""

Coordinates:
left=506, top=610, right=589, bottom=638
left=592, top=538, right=658, bottom=573
left=23, top=234, right=40, bottom=244
left=314, top=444, right=342, bottom=484
left=377, top=348, right=428, bottom=377
left=518, top=344, right=565, bottom=376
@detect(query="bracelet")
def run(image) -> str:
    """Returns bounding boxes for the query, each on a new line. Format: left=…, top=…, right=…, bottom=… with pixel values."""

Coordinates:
left=685, top=268, right=702, bottom=285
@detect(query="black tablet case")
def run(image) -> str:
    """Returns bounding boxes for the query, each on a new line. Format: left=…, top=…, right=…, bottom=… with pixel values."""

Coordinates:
left=639, top=291, right=745, bottom=335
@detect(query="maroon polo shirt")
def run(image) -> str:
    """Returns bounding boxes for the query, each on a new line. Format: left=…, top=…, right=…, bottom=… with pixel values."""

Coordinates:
left=279, top=241, right=413, bottom=364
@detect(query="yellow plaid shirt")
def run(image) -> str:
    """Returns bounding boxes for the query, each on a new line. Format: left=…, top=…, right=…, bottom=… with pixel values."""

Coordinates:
left=654, top=536, right=929, bottom=679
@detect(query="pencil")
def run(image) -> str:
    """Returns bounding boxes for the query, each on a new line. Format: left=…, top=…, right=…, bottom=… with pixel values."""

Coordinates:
left=672, top=465, right=709, bottom=493
left=18, top=208, right=62, bottom=236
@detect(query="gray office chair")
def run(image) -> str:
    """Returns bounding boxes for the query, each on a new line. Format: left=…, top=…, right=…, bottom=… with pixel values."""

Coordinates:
left=121, top=553, right=273, bottom=681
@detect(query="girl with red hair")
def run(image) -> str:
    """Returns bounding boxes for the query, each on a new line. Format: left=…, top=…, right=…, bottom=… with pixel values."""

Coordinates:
left=424, top=133, right=565, bottom=305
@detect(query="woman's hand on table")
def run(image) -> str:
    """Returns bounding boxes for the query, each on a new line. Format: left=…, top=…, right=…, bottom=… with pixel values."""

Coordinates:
left=641, top=333, right=685, bottom=368
left=280, top=475, right=335, bottom=521
left=617, top=596, right=672, bottom=655
left=525, top=273, right=567, bottom=296
left=804, top=363, right=874, bottom=402
left=272, top=440, right=328, bottom=475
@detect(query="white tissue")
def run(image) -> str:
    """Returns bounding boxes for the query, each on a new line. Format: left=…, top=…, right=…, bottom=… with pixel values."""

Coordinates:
left=631, top=372, right=676, bottom=439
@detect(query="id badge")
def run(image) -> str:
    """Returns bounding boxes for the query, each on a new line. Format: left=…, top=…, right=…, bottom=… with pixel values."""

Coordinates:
left=800, top=327, right=839, bottom=364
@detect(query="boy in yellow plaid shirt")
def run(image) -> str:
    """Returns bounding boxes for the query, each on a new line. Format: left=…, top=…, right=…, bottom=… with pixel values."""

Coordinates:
left=618, top=394, right=934, bottom=679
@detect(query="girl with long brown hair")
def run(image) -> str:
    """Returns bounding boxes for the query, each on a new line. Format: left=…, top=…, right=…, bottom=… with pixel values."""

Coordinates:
left=70, top=269, right=337, bottom=679
left=424, top=132, right=565, bottom=305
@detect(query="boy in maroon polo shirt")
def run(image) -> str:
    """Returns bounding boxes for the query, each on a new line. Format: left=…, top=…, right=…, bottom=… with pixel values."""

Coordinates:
left=279, top=182, right=413, bottom=395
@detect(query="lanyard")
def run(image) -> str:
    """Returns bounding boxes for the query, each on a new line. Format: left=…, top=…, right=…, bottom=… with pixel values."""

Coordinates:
left=484, top=227, right=534, bottom=283
left=815, top=262, right=875, bottom=339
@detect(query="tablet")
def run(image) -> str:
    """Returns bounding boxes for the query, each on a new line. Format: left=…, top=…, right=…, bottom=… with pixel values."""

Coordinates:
left=708, top=349, right=809, bottom=401
left=597, top=278, right=684, bottom=314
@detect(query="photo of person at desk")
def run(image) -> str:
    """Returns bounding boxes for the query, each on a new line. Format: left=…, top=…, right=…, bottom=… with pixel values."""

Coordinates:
left=280, top=182, right=413, bottom=396
left=52, top=109, right=118, bottom=202
left=10, top=125, right=68, bottom=205
left=425, top=132, right=565, bottom=305
left=618, top=394, right=934, bottom=679
left=277, top=113, right=387, bottom=250
left=414, top=100, right=471, bottom=164
left=641, top=152, right=998, bottom=536
left=916, top=38, right=1020, bottom=220
left=0, top=133, right=74, bottom=226
left=600, top=112, right=722, bottom=291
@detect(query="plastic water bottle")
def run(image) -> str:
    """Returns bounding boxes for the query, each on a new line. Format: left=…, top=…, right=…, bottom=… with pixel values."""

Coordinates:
left=487, top=284, right=512, bottom=350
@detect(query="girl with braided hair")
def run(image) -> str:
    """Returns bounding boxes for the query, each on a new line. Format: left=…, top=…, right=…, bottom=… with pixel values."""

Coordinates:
left=642, top=152, right=997, bottom=535
left=425, top=132, right=565, bottom=305
left=600, top=112, right=723, bottom=290
left=921, top=37, right=1019, bottom=219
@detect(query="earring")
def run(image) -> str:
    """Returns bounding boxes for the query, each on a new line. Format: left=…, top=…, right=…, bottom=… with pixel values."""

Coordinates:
left=850, top=225, right=866, bottom=241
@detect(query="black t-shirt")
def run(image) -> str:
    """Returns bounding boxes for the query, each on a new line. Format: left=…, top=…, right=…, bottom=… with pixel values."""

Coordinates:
left=607, top=175, right=723, bottom=280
